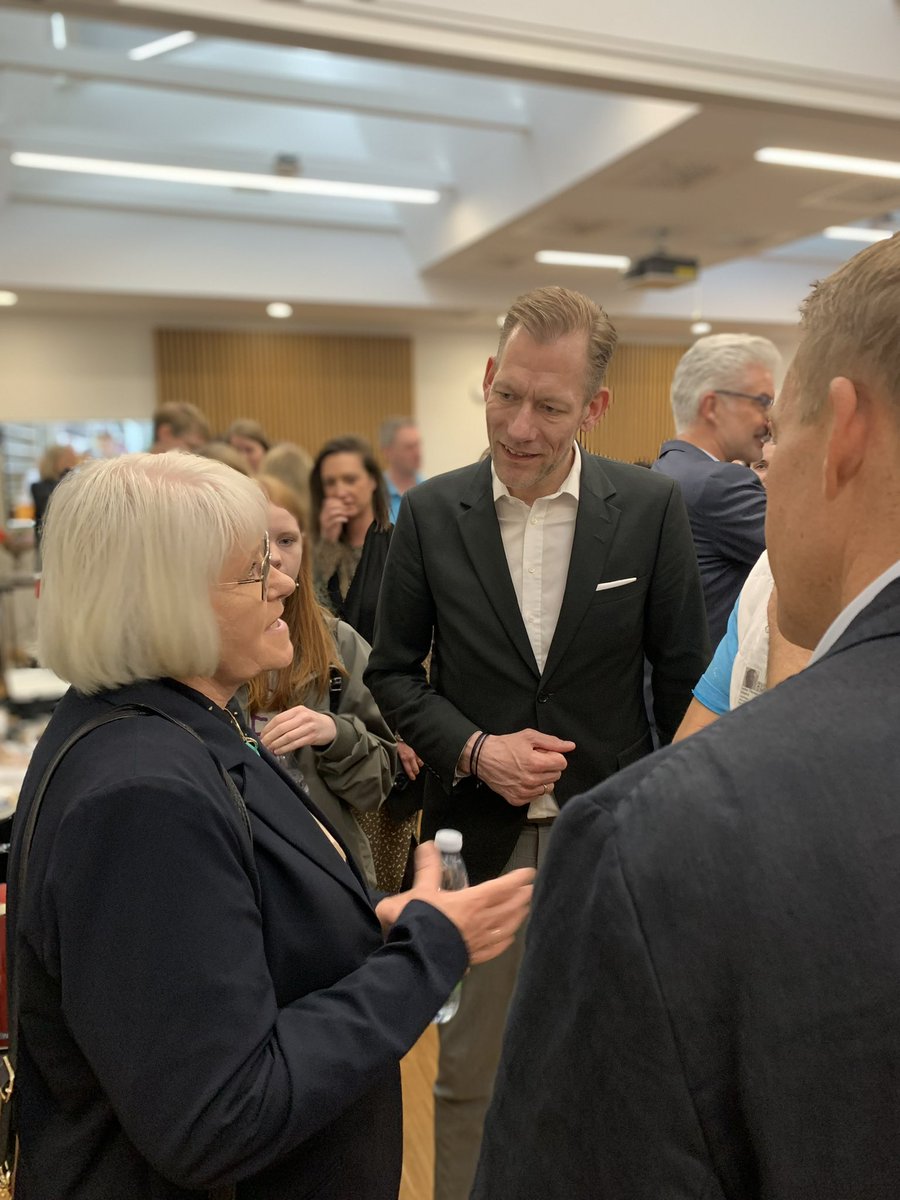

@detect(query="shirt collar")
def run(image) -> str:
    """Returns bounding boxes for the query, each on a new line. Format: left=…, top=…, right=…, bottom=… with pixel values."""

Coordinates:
left=491, top=443, right=582, bottom=505
left=808, top=558, right=900, bottom=666
left=384, top=471, right=421, bottom=495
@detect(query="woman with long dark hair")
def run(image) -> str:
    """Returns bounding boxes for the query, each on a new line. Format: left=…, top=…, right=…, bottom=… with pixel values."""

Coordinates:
left=310, top=436, right=391, bottom=644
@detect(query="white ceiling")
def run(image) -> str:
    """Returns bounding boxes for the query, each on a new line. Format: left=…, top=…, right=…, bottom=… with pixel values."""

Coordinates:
left=0, top=4, right=898, bottom=337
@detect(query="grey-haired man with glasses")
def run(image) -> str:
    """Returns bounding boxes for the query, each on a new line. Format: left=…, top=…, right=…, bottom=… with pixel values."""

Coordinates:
left=652, top=333, right=782, bottom=644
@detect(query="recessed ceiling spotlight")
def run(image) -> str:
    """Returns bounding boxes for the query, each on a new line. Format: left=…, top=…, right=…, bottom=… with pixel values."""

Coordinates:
left=535, top=250, right=631, bottom=270
left=690, top=320, right=712, bottom=335
left=755, top=147, right=900, bottom=181
left=824, top=226, right=894, bottom=243
left=128, top=31, right=197, bottom=62
left=0, top=291, right=19, bottom=307
left=266, top=302, right=293, bottom=319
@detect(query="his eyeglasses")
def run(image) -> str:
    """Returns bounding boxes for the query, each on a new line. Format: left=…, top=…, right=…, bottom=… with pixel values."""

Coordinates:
left=714, top=389, right=775, bottom=411
left=233, top=532, right=271, bottom=601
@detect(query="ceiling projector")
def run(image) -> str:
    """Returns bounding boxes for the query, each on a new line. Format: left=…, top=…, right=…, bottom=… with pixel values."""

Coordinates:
left=623, top=253, right=699, bottom=289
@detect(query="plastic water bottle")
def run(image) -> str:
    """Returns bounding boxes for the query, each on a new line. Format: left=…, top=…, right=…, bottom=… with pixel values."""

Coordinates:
left=432, top=828, right=469, bottom=1025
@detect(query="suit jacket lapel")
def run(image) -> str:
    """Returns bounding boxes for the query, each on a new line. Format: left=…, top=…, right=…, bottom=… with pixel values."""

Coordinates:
left=541, top=451, right=620, bottom=686
left=458, top=460, right=540, bottom=678
left=106, top=680, right=372, bottom=909
left=252, top=744, right=373, bottom=905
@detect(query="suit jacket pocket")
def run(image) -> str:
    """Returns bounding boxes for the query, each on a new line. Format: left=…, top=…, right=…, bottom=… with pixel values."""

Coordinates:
left=616, top=730, right=654, bottom=771
left=589, top=574, right=648, bottom=607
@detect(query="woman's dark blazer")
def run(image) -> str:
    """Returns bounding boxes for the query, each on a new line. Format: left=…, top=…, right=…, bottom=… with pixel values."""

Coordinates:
left=7, top=678, right=466, bottom=1200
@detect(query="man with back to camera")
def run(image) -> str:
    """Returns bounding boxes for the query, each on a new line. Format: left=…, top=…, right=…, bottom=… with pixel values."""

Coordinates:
left=380, top=416, right=424, bottom=524
left=365, top=285, right=709, bottom=1200
left=652, top=333, right=781, bottom=644
left=473, top=235, right=900, bottom=1200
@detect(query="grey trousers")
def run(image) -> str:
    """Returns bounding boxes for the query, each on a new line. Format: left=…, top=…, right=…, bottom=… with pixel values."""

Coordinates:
left=433, top=822, right=555, bottom=1200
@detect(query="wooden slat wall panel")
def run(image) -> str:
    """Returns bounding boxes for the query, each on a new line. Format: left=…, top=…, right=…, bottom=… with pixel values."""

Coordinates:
left=154, top=330, right=413, bottom=455
left=581, top=342, right=689, bottom=464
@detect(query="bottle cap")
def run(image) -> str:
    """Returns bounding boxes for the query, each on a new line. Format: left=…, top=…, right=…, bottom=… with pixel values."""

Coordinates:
left=434, top=828, right=463, bottom=854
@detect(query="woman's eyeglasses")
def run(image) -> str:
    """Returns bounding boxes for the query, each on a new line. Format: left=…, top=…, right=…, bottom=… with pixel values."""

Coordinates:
left=232, top=531, right=271, bottom=601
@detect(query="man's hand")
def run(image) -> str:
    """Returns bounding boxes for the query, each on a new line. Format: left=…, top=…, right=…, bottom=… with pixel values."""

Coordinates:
left=471, top=728, right=575, bottom=806
left=259, top=706, right=337, bottom=755
left=375, top=842, right=534, bottom=965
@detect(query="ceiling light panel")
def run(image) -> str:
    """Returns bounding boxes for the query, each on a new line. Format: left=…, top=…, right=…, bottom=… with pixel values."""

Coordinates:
left=823, top=225, right=894, bottom=243
left=535, top=250, right=630, bottom=269
left=50, top=13, right=67, bottom=50
left=10, top=153, right=441, bottom=205
left=128, top=31, right=197, bottom=61
left=756, top=147, right=900, bottom=181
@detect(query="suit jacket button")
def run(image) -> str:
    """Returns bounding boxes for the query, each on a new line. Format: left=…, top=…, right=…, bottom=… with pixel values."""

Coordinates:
left=537, top=692, right=550, bottom=703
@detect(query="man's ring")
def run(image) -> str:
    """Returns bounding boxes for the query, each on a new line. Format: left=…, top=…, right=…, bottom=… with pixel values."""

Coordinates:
left=543, top=783, right=550, bottom=794
left=493, top=928, right=503, bottom=943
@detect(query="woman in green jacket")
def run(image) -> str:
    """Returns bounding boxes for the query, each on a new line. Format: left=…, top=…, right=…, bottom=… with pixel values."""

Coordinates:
left=246, top=475, right=398, bottom=888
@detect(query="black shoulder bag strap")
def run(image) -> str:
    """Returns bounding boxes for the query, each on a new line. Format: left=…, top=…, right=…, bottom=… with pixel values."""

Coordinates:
left=0, top=703, right=254, bottom=1200
left=328, top=668, right=343, bottom=716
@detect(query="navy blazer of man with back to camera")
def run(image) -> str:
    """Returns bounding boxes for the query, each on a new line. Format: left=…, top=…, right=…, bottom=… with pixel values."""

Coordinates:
left=365, top=446, right=710, bottom=885
left=474, top=577, right=900, bottom=1200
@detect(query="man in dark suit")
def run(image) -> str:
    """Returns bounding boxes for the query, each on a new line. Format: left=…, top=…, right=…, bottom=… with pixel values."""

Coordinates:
left=474, top=236, right=900, bottom=1199
left=365, top=285, right=709, bottom=1200
left=652, top=333, right=781, bottom=644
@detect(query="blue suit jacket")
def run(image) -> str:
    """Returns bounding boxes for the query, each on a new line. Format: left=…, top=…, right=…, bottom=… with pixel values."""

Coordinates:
left=8, top=678, right=466, bottom=1199
left=652, top=439, right=766, bottom=646
left=475, top=578, right=900, bottom=1200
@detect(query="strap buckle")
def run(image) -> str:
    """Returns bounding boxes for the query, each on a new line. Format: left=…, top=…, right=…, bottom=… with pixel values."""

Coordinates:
left=0, top=1057, right=13, bottom=1107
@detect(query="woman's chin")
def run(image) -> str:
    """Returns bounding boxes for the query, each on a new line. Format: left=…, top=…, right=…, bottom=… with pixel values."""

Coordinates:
left=261, top=622, right=293, bottom=669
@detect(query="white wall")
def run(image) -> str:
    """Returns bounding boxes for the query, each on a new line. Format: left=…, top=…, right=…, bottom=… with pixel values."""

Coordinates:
left=0, top=314, right=156, bottom=421
left=412, top=330, right=495, bottom=478
left=0, top=313, right=499, bottom=474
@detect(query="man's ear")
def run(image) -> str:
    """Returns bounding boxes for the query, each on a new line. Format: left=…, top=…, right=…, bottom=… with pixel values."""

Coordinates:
left=823, top=376, right=868, bottom=502
left=581, top=387, right=611, bottom=433
left=482, top=356, right=497, bottom=404
left=697, top=391, right=719, bottom=423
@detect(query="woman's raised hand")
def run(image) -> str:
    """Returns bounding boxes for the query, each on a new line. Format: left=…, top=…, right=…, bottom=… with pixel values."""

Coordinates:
left=260, top=706, right=337, bottom=755
left=375, top=841, right=534, bottom=966
left=319, top=497, right=349, bottom=543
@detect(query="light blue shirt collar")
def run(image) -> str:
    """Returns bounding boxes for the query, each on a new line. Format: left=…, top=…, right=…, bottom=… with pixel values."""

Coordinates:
left=808, top=558, right=900, bottom=666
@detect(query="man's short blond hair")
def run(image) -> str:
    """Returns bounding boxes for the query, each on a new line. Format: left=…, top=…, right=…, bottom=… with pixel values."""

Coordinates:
left=496, top=286, right=618, bottom=399
left=791, top=233, right=900, bottom=421
left=38, top=453, right=266, bottom=694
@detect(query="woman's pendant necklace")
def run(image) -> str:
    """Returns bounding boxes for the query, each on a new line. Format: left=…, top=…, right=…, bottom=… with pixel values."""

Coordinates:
left=226, top=707, right=261, bottom=755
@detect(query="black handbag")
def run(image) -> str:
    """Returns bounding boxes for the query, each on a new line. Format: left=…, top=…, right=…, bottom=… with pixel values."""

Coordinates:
left=0, top=703, right=253, bottom=1200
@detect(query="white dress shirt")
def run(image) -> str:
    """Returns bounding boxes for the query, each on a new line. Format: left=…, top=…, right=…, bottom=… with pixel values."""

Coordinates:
left=808, top=559, right=900, bottom=667
left=492, top=446, right=581, bottom=819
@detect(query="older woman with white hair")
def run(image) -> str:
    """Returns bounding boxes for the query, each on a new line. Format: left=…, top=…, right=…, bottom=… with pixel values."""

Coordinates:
left=6, top=453, right=533, bottom=1200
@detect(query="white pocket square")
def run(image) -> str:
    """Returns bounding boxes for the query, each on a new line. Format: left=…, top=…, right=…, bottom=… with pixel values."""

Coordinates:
left=595, top=577, right=637, bottom=592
